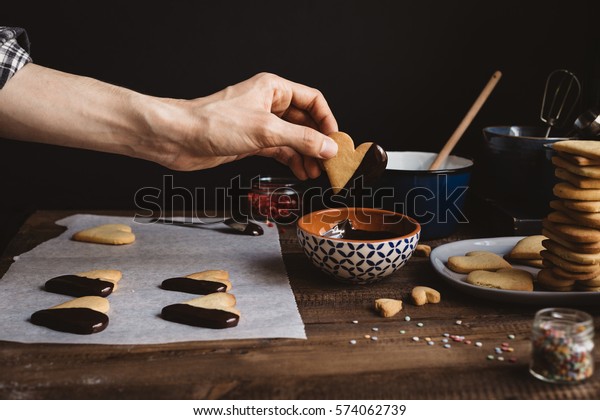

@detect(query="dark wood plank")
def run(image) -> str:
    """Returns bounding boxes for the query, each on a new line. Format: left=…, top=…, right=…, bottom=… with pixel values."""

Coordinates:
left=0, top=210, right=599, bottom=399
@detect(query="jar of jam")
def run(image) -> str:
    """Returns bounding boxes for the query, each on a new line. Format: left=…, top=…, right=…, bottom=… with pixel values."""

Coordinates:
left=248, top=177, right=304, bottom=224
left=530, top=307, right=594, bottom=384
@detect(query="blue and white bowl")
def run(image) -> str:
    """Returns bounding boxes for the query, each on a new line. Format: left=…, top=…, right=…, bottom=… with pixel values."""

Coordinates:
left=297, top=208, right=421, bottom=284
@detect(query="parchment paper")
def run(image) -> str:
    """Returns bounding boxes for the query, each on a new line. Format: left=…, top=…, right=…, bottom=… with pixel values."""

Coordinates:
left=0, top=214, right=306, bottom=344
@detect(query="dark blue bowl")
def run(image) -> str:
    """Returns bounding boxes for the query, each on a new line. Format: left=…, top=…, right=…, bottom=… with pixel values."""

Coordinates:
left=478, top=126, right=572, bottom=216
left=375, top=152, right=473, bottom=240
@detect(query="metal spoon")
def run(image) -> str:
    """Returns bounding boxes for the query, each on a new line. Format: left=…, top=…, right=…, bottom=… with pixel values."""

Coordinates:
left=146, top=217, right=264, bottom=236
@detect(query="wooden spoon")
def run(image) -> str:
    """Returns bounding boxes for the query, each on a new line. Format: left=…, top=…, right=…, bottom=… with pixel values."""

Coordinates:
left=428, top=71, right=502, bottom=170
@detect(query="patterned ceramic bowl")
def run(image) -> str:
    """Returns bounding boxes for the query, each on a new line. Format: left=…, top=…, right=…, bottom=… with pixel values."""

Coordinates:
left=297, top=208, right=421, bottom=284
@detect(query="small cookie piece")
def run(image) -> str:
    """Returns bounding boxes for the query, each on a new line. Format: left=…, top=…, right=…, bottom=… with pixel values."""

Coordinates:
left=30, top=296, right=110, bottom=335
left=374, top=298, right=403, bottom=317
left=72, top=224, right=135, bottom=245
left=161, top=293, right=240, bottom=329
left=537, top=269, right=576, bottom=291
left=506, top=235, right=546, bottom=260
left=555, top=169, right=600, bottom=190
left=411, top=286, right=441, bottom=306
left=540, top=250, right=600, bottom=273
left=466, top=268, right=534, bottom=291
left=414, top=244, right=431, bottom=257
left=447, top=251, right=512, bottom=274
left=552, top=156, right=600, bottom=179
left=553, top=183, right=600, bottom=201
left=322, top=132, right=387, bottom=194
left=161, top=270, right=232, bottom=294
left=557, top=152, right=600, bottom=166
left=552, top=141, right=600, bottom=161
left=559, top=199, right=600, bottom=213
left=542, top=240, right=600, bottom=265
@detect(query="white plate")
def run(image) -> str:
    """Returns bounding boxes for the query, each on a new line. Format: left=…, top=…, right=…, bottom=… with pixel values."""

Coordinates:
left=430, top=236, right=600, bottom=306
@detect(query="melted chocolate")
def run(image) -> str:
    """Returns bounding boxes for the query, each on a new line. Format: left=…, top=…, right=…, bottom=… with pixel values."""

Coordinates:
left=161, top=304, right=239, bottom=329
left=342, top=143, right=388, bottom=191
left=323, top=218, right=398, bottom=240
left=341, top=228, right=399, bottom=240
left=161, top=277, right=227, bottom=294
left=30, top=308, right=109, bottom=334
left=45, top=275, right=114, bottom=297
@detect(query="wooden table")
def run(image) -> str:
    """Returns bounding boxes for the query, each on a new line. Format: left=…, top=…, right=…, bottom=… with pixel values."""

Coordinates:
left=1, top=210, right=599, bottom=399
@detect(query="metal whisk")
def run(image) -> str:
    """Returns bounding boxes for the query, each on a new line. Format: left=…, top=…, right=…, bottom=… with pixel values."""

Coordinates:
left=540, top=69, right=581, bottom=138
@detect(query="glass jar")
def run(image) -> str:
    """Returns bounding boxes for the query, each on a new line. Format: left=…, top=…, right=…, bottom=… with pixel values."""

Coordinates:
left=530, top=307, right=594, bottom=384
left=247, top=177, right=303, bottom=224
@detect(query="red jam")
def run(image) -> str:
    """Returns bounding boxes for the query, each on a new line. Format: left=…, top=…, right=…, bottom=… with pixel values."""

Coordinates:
left=248, top=177, right=303, bottom=223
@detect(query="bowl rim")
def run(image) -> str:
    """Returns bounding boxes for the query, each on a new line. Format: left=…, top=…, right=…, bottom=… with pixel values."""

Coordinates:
left=482, top=125, right=576, bottom=141
left=297, top=207, right=421, bottom=243
left=385, top=151, right=473, bottom=174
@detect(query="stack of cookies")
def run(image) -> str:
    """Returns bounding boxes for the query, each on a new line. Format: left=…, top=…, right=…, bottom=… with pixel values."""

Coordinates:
left=539, top=140, right=600, bottom=292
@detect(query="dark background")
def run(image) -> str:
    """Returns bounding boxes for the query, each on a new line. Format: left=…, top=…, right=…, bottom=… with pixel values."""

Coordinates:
left=1, top=0, right=599, bottom=248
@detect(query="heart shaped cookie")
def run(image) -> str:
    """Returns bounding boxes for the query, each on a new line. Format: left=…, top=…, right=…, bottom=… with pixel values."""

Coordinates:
left=30, top=296, right=110, bottom=335
left=72, top=224, right=135, bottom=245
left=161, top=270, right=232, bottom=294
left=161, top=292, right=240, bottom=329
left=466, top=268, right=534, bottom=291
left=322, top=132, right=387, bottom=194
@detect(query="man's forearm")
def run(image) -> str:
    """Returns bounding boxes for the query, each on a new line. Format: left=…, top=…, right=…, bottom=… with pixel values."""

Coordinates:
left=0, top=63, right=181, bottom=165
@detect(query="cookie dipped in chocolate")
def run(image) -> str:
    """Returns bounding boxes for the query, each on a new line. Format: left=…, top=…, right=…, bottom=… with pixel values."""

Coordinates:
left=30, top=308, right=109, bottom=334
left=341, top=143, right=388, bottom=192
left=161, top=304, right=239, bottom=329
left=161, top=277, right=228, bottom=294
left=45, top=275, right=114, bottom=297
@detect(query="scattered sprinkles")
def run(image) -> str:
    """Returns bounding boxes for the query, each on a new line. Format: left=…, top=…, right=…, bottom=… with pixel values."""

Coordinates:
left=497, top=356, right=505, bottom=361
left=508, top=334, right=516, bottom=340
left=371, top=336, right=378, bottom=341
left=349, top=340, right=357, bottom=345
left=372, top=327, right=379, bottom=332
left=416, top=322, right=424, bottom=327
left=443, top=333, right=450, bottom=338
left=352, top=320, right=359, bottom=324
left=400, top=330, right=406, bottom=334
left=443, top=343, right=451, bottom=349
left=442, top=338, right=449, bottom=343
left=364, top=335, right=371, bottom=339
left=427, top=341, right=435, bottom=346
left=424, top=337, right=431, bottom=342
left=412, top=336, right=420, bottom=342
left=455, top=320, right=463, bottom=325
left=487, top=355, right=495, bottom=360
left=475, top=342, right=483, bottom=348
left=404, top=316, right=411, bottom=322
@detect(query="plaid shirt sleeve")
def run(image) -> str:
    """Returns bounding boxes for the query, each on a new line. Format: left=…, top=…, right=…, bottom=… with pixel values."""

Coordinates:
left=0, top=26, right=32, bottom=89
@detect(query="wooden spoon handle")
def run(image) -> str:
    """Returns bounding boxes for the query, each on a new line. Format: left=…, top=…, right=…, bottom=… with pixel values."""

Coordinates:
left=428, top=71, right=502, bottom=170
